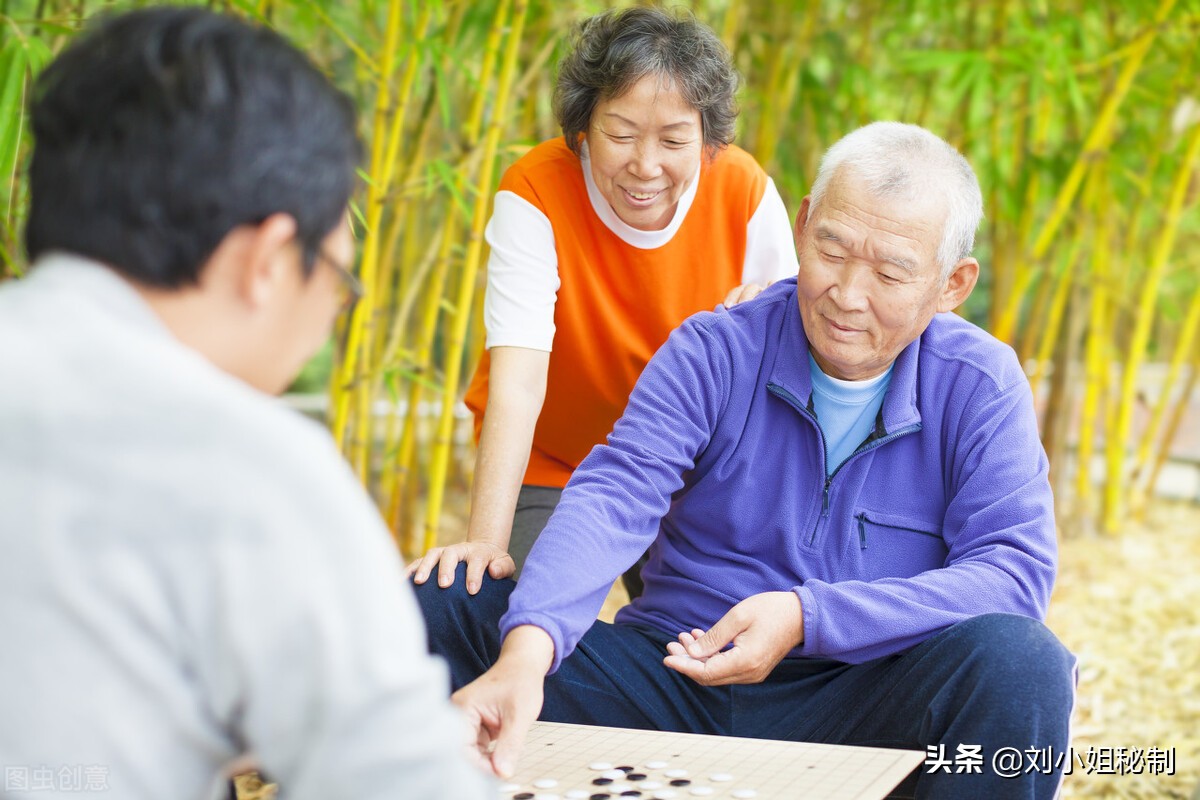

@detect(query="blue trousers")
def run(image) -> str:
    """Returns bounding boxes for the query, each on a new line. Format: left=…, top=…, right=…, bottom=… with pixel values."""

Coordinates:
left=416, top=566, right=1076, bottom=799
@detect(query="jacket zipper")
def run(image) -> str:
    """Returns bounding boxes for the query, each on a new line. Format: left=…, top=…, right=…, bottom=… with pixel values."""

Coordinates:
left=768, top=381, right=921, bottom=546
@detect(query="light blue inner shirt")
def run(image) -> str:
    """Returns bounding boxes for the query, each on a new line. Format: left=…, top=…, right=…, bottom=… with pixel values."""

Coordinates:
left=808, top=352, right=894, bottom=475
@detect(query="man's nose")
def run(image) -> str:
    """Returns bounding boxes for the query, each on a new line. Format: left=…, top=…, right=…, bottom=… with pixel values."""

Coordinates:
left=829, top=265, right=871, bottom=310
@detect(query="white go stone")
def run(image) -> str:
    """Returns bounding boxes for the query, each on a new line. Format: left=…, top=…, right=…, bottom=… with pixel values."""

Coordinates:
left=644, top=760, right=669, bottom=769
left=653, top=791, right=678, bottom=800
left=588, top=761, right=614, bottom=771
left=688, top=788, right=715, bottom=797
left=709, top=773, right=733, bottom=782
left=641, top=781, right=663, bottom=790
left=533, top=795, right=560, bottom=800
left=601, top=770, right=626, bottom=781
left=498, top=784, right=520, bottom=792
left=730, top=790, right=758, bottom=798
left=532, top=778, right=558, bottom=789
left=663, top=769, right=688, bottom=778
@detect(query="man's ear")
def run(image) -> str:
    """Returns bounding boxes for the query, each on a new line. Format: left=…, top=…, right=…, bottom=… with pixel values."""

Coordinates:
left=937, top=257, right=979, bottom=313
left=793, top=195, right=812, bottom=245
left=221, top=213, right=299, bottom=309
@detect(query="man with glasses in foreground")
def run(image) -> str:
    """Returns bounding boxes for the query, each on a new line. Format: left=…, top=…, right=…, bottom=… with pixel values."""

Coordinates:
left=0, top=8, right=488, bottom=800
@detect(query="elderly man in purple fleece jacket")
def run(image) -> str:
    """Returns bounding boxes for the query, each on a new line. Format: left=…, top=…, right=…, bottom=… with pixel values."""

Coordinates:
left=416, top=122, right=1076, bottom=800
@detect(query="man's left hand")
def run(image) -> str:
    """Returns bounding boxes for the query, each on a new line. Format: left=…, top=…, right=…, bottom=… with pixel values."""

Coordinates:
left=662, top=591, right=804, bottom=686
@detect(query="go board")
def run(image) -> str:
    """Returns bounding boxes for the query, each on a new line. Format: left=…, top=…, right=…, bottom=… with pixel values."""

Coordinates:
left=502, top=721, right=925, bottom=800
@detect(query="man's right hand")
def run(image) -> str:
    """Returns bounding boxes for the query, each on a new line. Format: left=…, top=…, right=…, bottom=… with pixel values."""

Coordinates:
left=406, top=541, right=515, bottom=594
left=453, top=625, right=553, bottom=778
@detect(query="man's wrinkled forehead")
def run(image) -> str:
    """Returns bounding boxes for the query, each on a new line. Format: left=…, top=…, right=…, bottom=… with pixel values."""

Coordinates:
left=810, top=169, right=946, bottom=266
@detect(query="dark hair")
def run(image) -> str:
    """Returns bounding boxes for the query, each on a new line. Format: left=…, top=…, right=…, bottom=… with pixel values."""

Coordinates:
left=25, top=7, right=362, bottom=287
left=554, top=7, right=739, bottom=159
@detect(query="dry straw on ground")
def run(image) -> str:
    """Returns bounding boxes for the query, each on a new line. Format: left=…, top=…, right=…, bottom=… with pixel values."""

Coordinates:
left=1047, top=503, right=1200, bottom=798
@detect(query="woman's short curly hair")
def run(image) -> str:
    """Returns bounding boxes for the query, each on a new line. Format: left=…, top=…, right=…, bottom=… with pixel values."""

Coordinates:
left=554, top=7, right=740, bottom=159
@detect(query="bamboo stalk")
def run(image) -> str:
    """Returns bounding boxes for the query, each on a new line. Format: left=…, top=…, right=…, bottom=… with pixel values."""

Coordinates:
left=985, top=0, right=1010, bottom=329
left=389, top=0, right=509, bottom=552
left=751, top=10, right=794, bottom=170
left=329, top=0, right=406, bottom=453
left=1075, top=168, right=1110, bottom=511
left=1042, top=281, right=1083, bottom=498
left=993, top=0, right=1177, bottom=345
left=1131, top=285, right=1200, bottom=509
left=1103, top=115, right=1200, bottom=533
left=719, top=0, right=742, bottom=53
left=390, top=219, right=458, bottom=553
left=1029, top=233, right=1083, bottom=402
left=1143, top=358, right=1200, bottom=507
left=1010, top=90, right=1052, bottom=354
left=347, top=1, right=435, bottom=481
left=422, top=0, right=529, bottom=551
left=1026, top=0, right=1173, bottom=262
left=378, top=0, right=510, bottom=551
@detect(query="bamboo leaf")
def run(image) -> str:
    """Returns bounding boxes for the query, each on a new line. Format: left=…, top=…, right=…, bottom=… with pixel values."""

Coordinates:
left=382, top=363, right=443, bottom=393
left=27, top=22, right=76, bottom=38
left=348, top=198, right=368, bottom=233
left=428, top=44, right=454, bottom=134
left=0, top=42, right=30, bottom=204
left=428, top=158, right=470, bottom=219
left=894, top=48, right=983, bottom=71
left=21, top=35, right=52, bottom=74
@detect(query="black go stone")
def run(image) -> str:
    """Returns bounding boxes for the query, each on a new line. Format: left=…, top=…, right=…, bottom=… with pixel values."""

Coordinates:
left=592, top=777, right=613, bottom=785
left=590, top=795, right=611, bottom=800
left=616, top=766, right=635, bottom=773
left=669, top=778, right=691, bottom=786
left=619, top=792, right=641, bottom=798
left=626, top=773, right=647, bottom=781
left=513, top=794, right=534, bottom=800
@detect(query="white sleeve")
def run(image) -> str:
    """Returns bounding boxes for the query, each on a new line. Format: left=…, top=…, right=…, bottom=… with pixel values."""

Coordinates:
left=483, top=190, right=560, bottom=352
left=741, top=178, right=799, bottom=285
left=201, top=439, right=493, bottom=800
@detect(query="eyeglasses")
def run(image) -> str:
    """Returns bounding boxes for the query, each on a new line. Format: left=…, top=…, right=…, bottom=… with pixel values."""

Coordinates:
left=315, top=249, right=363, bottom=314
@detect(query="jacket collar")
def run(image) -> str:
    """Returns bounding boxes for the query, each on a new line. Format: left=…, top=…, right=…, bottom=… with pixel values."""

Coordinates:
left=767, top=280, right=922, bottom=435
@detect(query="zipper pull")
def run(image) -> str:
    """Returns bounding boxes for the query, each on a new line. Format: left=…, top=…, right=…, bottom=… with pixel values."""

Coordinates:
left=857, top=513, right=867, bottom=549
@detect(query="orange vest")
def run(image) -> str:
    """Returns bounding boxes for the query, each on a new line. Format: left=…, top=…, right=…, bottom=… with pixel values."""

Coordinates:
left=465, top=137, right=769, bottom=488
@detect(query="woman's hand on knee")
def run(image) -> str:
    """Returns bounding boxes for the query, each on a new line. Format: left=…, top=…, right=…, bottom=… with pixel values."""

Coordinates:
left=406, top=542, right=515, bottom=594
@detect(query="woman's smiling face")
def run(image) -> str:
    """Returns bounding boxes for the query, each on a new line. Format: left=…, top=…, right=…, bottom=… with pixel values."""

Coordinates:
left=585, top=73, right=702, bottom=231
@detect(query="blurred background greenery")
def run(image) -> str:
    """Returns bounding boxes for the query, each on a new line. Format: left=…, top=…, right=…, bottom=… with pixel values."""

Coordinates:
left=3, top=0, right=1199, bottom=554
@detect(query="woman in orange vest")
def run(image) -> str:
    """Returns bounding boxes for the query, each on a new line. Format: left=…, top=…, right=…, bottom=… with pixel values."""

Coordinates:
left=409, top=7, right=797, bottom=597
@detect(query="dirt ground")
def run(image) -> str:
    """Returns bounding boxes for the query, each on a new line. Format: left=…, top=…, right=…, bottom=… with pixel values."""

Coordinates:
left=1043, top=503, right=1200, bottom=799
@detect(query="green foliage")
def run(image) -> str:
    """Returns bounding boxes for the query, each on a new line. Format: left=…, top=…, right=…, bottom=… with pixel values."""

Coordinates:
left=2, top=0, right=1199, bottom=526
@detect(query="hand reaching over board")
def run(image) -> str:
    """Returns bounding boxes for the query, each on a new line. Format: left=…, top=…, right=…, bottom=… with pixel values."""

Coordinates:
left=452, top=625, right=555, bottom=777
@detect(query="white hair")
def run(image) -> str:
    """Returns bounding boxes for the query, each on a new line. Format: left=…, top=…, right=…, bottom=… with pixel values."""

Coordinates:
left=808, top=122, right=983, bottom=280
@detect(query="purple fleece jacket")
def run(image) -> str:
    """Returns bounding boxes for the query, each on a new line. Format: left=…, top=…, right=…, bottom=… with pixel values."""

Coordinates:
left=501, top=278, right=1057, bottom=672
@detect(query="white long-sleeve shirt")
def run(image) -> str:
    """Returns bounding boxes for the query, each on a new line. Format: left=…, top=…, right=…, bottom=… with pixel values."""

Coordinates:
left=0, top=254, right=490, bottom=800
left=482, top=141, right=798, bottom=351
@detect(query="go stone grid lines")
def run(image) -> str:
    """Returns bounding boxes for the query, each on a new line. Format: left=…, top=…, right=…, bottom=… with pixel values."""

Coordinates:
left=506, top=721, right=927, bottom=800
